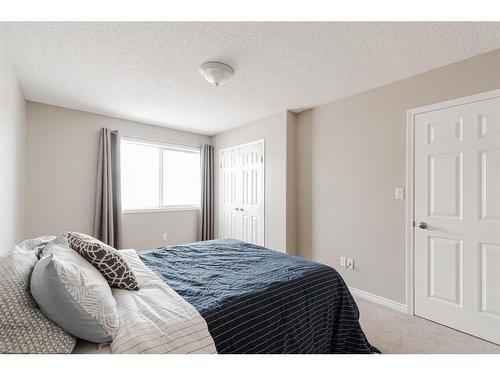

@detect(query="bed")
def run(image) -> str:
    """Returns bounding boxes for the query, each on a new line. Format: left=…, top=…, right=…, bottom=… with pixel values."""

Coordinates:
left=135, top=239, right=377, bottom=354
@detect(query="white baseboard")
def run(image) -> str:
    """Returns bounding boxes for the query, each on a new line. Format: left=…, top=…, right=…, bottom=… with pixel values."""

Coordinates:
left=349, top=286, right=407, bottom=314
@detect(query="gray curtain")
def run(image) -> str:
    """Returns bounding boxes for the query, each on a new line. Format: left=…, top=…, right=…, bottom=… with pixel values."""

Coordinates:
left=94, top=128, right=122, bottom=248
left=199, top=144, right=214, bottom=241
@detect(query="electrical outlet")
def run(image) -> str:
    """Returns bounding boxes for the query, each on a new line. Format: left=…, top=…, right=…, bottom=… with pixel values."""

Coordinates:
left=346, top=258, right=355, bottom=270
left=340, top=256, right=346, bottom=268
left=162, top=233, right=168, bottom=241
left=394, top=187, right=405, bottom=200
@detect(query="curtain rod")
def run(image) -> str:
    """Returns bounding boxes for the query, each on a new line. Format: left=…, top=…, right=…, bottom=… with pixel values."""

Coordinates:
left=119, top=133, right=208, bottom=151
left=105, top=128, right=211, bottom=149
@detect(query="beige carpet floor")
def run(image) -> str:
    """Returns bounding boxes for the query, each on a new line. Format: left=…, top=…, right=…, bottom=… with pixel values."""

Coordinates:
left=355, top=297, right=500, bottom=354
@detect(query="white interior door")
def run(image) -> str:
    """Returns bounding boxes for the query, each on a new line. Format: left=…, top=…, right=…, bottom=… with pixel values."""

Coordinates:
left=414, top=95, right=500, bottom=345
left=219, top=141, right=265, bottom=246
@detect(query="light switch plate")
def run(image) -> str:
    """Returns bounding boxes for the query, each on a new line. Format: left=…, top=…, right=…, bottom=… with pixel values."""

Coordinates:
left=340, top=256, right=346, bottom=268
left=394, top=187, right=405, bottom=200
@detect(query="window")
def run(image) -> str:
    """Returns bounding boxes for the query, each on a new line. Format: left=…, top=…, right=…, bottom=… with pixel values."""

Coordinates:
left=121, top=138, right=200, bottom=211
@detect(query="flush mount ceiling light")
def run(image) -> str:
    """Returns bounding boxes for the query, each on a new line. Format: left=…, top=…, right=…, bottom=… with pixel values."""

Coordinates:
left=199, top=61, right=235, bottom=87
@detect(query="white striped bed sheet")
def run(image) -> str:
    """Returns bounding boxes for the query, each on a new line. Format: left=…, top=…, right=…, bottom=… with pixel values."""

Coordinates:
left=109, top=249, right=216, bottom=354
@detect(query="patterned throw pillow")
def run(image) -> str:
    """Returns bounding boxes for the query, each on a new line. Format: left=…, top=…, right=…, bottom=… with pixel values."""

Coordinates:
left=31, top=241, right=120, bottom=343
left=0, top=249, right=76, bottom=354
left=64, top=232, right=139, bottom=290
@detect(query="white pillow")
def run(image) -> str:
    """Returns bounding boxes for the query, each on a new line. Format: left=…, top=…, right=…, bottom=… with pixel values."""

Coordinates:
left=14, top=235, right=56, bottom=256
left=31, top=240, right=120, bottom=343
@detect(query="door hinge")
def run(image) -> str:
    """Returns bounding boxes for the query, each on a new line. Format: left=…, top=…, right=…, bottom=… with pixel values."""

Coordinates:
left=261, top=156, right=264, bottom=163
left=412, top=221, right=416, bottom=227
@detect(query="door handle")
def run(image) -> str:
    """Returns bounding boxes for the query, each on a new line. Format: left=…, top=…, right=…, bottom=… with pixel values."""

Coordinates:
left=418, top=222, right=429, bottom=230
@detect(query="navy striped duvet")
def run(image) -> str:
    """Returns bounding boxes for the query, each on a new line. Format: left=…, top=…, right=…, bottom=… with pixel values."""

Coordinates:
left=139, top=239, right=377, bottom=354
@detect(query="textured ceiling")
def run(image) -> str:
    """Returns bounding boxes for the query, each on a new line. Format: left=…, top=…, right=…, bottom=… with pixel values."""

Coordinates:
left=2, top=22, right=500, bottom=135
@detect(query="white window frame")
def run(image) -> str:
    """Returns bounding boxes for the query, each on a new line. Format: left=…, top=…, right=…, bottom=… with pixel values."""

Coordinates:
left=121, top=136, right=201, bottom=214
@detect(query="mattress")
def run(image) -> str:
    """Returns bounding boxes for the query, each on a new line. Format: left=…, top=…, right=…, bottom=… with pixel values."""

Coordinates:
left=139, top=239, right=377, bottom=354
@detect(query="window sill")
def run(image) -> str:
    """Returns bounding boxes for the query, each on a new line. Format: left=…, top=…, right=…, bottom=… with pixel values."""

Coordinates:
left=122, top=206, right=200, bottom=214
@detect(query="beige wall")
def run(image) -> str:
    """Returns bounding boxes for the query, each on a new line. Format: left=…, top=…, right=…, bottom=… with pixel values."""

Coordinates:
left=25, top=102, right=211, bottom=250
left=213, top=111, right=296, bottom=253
left=296, top=49, right=500, bottom=304
left=0, top=26, right=26, bottom=254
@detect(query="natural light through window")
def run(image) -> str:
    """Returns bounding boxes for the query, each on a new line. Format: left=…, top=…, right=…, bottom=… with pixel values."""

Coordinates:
left=121, top=138, right=200, bottom=211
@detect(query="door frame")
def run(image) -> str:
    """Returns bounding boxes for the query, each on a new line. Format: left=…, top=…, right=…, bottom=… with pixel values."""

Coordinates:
left=405, top=88, right=500, bottom=316
left=218, top=139, right=266, bottom=245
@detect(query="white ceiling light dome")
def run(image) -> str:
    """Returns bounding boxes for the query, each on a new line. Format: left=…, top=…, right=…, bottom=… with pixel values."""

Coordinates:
left=199, top=61, right=235, bottom=86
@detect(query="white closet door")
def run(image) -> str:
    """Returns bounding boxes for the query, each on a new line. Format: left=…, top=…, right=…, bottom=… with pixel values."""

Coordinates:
left=239, top=143, right=265, bottom=246
left=414, top=96, right=500, bottom=345
left=219, top=141, right=265, bottom=246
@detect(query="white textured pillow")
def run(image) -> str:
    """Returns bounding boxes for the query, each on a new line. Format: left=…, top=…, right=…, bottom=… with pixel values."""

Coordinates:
left=31, top=241, right=120, bottom=343
left=14, top=235, right=56, bottom=256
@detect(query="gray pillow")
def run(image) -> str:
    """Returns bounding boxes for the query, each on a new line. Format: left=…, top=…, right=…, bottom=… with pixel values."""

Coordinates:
left=64, top=232, right=139, bottom=290
left=0, top=249, right=75, bottom=354
left=31, top=241, right=120, bottom=343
